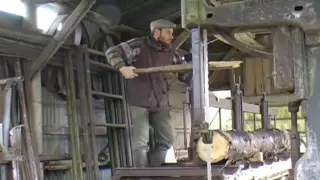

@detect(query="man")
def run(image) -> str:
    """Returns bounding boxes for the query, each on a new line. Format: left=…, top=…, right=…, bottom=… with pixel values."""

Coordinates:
left=105, top=19, right=189, bottom=167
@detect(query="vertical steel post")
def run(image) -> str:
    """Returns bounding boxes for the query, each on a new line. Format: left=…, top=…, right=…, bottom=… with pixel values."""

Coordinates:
left=120, top=77, right=133, bottom=167
left=288, top=101, right=301, bottom=176
left=294, top=46, right=320, bottom=179
left=261, top=93, right=271, bottom=130
left=24, top=1, right=43, bottom=179
left=232, top=84, right=244, bottom=131
left=189, top=28, right=209, bottom=161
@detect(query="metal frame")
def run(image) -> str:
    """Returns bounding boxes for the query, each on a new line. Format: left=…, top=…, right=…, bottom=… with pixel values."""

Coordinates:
left=180, top=1, right=320, bottom=179
left=188, top=28, right=210, bottom=163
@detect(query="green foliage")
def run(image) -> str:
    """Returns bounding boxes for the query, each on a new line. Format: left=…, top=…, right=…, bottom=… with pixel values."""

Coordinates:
left=243, top=107, right=306, bottom=132
left=211, top=107, right=306, bottom=134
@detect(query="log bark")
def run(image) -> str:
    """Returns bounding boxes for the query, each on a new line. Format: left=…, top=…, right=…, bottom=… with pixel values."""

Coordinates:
left=196, top=129, right=291, bottom=163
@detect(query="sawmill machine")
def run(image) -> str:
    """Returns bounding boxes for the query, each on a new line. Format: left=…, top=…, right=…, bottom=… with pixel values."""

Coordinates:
left=112, top=0, right=320, bottom=179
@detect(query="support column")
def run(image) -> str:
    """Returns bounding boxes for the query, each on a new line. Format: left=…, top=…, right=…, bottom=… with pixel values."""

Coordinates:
left=189, top=28, right=209, bottom=162
left=288, top=101, right=301, bottom=173
left=261, top=93, right=271, bottom=130
left=231, top=83, right=244, bottom=131
left=24, top=1, right=43, bottom=179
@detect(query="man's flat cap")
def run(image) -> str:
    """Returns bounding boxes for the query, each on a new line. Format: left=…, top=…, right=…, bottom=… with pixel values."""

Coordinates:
left=150, top=19, right=177, bottom=32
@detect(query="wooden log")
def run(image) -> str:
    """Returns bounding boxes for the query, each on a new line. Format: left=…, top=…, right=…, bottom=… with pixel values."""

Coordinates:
left=133, top=61, right=242, bottom=74
left=196, top=129, right=291, bottom=163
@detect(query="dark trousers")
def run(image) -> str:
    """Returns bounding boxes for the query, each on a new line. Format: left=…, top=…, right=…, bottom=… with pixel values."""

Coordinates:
left=130, top=106, right=174, bottom=167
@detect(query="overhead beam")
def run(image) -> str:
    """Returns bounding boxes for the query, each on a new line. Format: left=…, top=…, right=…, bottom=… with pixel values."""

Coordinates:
left=172, top=29, right=191, bottom=51
left=209, top=95, right=278, bottom=116
left=208, top=47, right=237, bottom=85
left=28, top=0, right=96, bottom=80
left=34, top=0, right=75, bottom=4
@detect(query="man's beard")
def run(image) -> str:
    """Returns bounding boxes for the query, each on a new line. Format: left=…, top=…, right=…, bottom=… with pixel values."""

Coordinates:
left=158, top=37, right=172, bottom=48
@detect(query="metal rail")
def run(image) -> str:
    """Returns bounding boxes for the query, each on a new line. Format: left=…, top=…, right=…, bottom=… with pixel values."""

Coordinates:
left=112, top=158, right=291, bottom=180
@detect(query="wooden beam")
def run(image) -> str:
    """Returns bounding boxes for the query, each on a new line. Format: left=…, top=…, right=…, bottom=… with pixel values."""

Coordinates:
left=28, top=0, right=96, bottom=80
left=42, top=125, right=108, bottom=136
left=134, top=61, right=243, bottom=74
left=209, top=47, right=238, bottom=85
left=172, top=29, right=191, bottom=50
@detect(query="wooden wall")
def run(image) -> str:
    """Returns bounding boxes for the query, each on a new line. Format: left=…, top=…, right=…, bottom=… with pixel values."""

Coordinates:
left=209, top=57, right=294, bottom=97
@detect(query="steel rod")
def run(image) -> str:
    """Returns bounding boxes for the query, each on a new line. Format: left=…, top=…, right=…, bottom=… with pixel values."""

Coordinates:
left=232, top=84, right=244, bottom=131
left=102, top=73, right=117, bottom=171
left=92, top=91, right=123, bottom=99
left=106, top=73, right=121, bottom=167
left=261, top=93, right=271, bottom=130
left=120, top=76, right=133, bottom=167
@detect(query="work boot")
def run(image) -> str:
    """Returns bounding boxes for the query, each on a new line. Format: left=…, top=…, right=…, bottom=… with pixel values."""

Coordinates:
left=133, top=148, right=149, bottom=167
left=149, top=144, right=169, bottom=167
left=133, top=148, right=154, bottom=180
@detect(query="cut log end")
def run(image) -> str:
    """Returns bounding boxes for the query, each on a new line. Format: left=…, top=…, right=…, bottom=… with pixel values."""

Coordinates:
left=196, top=131, right=230, bottom=163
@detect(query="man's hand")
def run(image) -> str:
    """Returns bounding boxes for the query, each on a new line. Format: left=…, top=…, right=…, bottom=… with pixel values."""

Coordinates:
left=119, top=66, right=138, bottom=79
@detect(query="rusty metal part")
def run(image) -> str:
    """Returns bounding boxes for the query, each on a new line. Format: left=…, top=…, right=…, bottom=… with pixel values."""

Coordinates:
left=112, top=158, right=292, bottom=180
left=112, top=166, right=223, bottom=180
left=213, top=28, right=272, bottom=58
left=288, top=101, right=301, bottom=175
left=182, top=0, right=320, bottom=33
left=28, top=0, right=96, bottom=80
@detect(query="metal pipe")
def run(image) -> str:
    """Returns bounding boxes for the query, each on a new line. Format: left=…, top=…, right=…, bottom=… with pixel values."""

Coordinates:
left=182, top=102, right=188, bottom=150
left=218, top=108, right=222, bottom=130
left=253, top=114, right=256, bottom=130
left=260, top=93, right=271, bottom=130
left=189, top=28, right=209, bottom=162
left=120, top=76, right=133, bottom=166
left=231, top=84, right=244, bottom=131
left=288, top=102, right=301, bottom=170
left=114, top=74, right=126, bottom=167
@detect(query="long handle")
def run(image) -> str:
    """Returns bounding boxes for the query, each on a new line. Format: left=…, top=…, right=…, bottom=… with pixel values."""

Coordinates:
left=133, top=61, right=242, bottom=74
